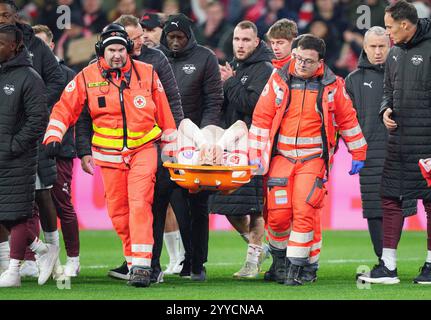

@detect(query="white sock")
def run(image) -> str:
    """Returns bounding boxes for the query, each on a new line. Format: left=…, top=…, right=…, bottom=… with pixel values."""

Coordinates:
left=44, top=230, right=59, bottom=247
left=8, top=259, right=20, bottom=274
left=164, top=231, right=180, bottom=265
left=0, top=241, right=10, bottom=269
left=67, top=256, right=79, bottom=263
left=426, top=251, right=431, bottom=263
left=382, top=248, right=397, bottom=271
left=178, top=235, right=185, bottom=262
left=29, top=238, right=48, bottom=256
left=246, top=244, right=262, bottom=264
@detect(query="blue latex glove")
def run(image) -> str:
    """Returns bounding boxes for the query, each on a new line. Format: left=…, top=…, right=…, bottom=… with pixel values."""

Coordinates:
left=249, top=158, right=263, bottom=170
left=349, top=160, right=365, bottom=175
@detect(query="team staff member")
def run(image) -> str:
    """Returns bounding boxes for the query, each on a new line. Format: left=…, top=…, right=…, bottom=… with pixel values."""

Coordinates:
left=345, top=26, right=416, bottom=272
left=209, top=20, right=273, bottom=279
left=249, top=34, right=367, bottom=286
left=0, top=24, right=58, bottom=288
left=43, top=23, right=176, bottom=288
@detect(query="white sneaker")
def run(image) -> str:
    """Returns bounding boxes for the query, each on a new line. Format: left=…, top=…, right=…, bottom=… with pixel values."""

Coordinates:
left=172, top=259, right=184, bottom=274
left=0, top=260, right=9, bottom=275
left=19, top=260, right=39, bottom=278
left=233, top=262, right=259, bottom=278
left=164, top=261, right=177, bottom=275
left=0, top=270, right=21, bottom=287
left=37, top=244, right=59, bottom=285
left=64, top=257, right=80, bottom=277
left=52, top=259, right=64, bottom=280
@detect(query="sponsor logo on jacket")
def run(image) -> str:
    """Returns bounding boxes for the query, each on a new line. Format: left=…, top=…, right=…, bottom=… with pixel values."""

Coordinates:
left=3, top=84, right=15, bottom=95
left=182, top=64, right=196, bottom=74
left=411, top=55, right=423, bottom=66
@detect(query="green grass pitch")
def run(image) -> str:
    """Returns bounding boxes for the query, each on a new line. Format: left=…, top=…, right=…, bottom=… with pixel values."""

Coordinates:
left=0, top=230, right=431, bottom=300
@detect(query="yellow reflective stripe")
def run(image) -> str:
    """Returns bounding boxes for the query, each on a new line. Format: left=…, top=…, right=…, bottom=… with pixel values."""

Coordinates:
left=268, top=225, right=291, bottom=238
left=341, top=124, right=362, bottom=137
left=92, top=151, right=123, bottom=163
left=347, top=137, right=367, bottom=150
left=286, top=246, right=310, bottom=258
left=92, top=123, right=160, bottom=138
left=131, top=244, right=153, bottom=253
left=289, top=231, right=314, bottom=244
left=249, top=125, right=269, bottom=138
left=278, top=135, right=322, bottom=145
left=269, top=238, right=288, bottom=250
left=92, top=126, right=161, bottom=149
left=278, top=148, right=322, bottom=158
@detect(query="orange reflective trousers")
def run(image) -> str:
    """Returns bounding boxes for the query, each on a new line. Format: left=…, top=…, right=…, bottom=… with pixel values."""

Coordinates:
left=266, top=155, right=326, bottom=262
left=100, top=144, right=157, bottom=268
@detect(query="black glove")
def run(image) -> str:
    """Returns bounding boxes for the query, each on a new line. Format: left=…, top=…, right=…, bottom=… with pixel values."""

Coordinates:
left=45, top=141, right=61, bottom=159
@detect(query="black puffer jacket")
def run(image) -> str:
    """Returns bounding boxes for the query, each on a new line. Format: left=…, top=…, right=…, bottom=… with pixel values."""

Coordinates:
left=221, top=41, right=274, bottom=128
left=380, top=18, right=431, bottom=201
left=159, top=30, right=223, bottom=127
left=18, top=22, right=65, bottom=186
left=0, top=48, right=48, bottom=221
left=346, top=51, right=416, bottom=218
left=209, top=42, right=273, bottom=216
left=136, top=46, right=184, bottom=126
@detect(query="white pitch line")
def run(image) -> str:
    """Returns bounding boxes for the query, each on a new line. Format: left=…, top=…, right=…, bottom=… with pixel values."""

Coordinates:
left=80, top=258, right=423, bottom=269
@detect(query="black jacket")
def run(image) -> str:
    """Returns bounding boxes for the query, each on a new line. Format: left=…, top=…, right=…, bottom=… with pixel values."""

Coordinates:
left=380, top=18, right=431, bottom=201
left=57, top=59, right=77, bottom=159
left=346, top=51, right=416, bottom=218
left=209, top=41, right=273, bottom=216
left=18, top=22, right=65, bottom=186
left=221, top=41, right=274, bottom=128
left=0, top=49, right=48, bottom=221
left=159, top=30, right=223, bottom=127
left=136, top=46, right=184, bottom=126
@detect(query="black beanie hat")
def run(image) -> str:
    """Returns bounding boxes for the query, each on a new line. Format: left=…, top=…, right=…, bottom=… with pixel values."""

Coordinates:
left=163, top=13, right=193, bottom=39
left=100, top=23, right=129, bottom=51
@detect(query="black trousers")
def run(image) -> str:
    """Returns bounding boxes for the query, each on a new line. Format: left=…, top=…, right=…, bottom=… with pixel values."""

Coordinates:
left=366, top=217, right=383, bottom=259
left=151, top=164, right=190, bottom=273
left=151, top=163, right=210, bottom=274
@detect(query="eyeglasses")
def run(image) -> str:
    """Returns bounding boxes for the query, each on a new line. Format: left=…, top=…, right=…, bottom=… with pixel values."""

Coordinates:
left=295, top=55, right=319, bottom=66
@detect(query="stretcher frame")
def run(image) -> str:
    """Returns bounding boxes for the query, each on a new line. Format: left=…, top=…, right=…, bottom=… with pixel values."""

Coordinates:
left=163, top=162, right=258, bottom=194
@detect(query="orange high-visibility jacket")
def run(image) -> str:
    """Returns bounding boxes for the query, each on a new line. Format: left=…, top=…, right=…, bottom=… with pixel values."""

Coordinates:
left=249, top=60, right=367, bottom=176
left=43, top=57, right=176, bottom=168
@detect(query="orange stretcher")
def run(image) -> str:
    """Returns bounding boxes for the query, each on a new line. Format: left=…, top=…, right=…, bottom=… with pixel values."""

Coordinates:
left=163, top=162, right=258, bottom=194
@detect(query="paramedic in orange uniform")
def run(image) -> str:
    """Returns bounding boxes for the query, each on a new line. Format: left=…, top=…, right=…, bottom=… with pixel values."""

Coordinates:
left=249, top=34, right=367, bottom=286
left=43, top=23, right=176, bottom=288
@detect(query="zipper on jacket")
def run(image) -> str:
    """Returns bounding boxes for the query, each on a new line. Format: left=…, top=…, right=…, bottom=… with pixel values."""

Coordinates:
left=119, top=81, right=128, bottom=149
left=294, top=79, right=308, bottom=151
left=398, top=49, right=407, bottom=201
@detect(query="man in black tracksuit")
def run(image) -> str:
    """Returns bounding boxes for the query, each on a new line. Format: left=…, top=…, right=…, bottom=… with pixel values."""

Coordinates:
left=359, top=1, right=431, bottom=285
left=345, top=26, right=416, bottom=266
left=0, top=0, right=65, bottom=272
left=158, top=13, right=223, bottom=280
left=209, top=20, right=274, bottom=278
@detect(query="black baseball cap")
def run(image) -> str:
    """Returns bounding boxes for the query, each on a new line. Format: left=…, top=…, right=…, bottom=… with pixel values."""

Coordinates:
left=140, top=13, right=163, bottom=29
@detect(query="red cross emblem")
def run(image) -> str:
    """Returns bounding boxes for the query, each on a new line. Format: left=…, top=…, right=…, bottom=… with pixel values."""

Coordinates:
left=134, top=95, right=146, bottom=109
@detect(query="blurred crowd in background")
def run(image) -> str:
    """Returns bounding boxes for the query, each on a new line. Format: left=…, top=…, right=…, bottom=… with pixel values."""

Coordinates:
left=13, top=0, right=431, bottom=76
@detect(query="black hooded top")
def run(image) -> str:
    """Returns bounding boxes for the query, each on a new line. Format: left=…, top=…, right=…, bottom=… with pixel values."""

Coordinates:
left=159, top=28, right=223, bottom=128
left=345, top=51, right=416, bottom=218
left=379, top=18, right=431, bottom=201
